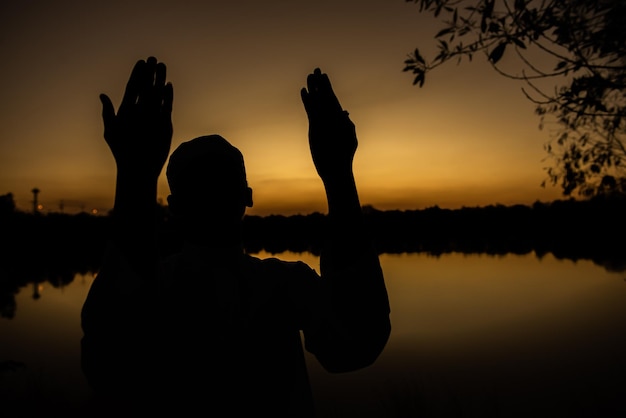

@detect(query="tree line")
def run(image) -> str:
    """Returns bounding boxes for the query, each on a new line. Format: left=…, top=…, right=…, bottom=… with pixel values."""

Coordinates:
left=3, top=193, right=623, bottom=270
left=1, top=193, right=624, bottom=319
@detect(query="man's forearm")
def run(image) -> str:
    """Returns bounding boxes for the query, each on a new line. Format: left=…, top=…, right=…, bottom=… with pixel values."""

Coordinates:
left=315, top=173, right=391, bottom=372
left=109, top=172, right=160, bottom=280
left=321, top=172, right=370, bottom=270
left=323, top=173, right=361, bottom=218
left=113, top=171, right=159, bottom=216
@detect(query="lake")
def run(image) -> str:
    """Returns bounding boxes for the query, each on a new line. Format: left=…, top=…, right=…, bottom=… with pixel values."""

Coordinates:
left=2, top=251, right=625, bottom=417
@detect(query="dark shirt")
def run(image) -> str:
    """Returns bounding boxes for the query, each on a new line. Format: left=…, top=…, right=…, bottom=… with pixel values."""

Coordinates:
left=81, top=243, right=390, bottom=417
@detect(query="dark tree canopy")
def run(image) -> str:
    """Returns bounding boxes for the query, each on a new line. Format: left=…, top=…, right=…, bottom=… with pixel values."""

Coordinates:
left=404, top=0, right=626, bottom=197
left=0, top=192, right=16, bottom=214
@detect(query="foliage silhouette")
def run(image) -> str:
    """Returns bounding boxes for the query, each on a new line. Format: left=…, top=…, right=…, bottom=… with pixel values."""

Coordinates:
left=404, top=0, right=626, bottom=197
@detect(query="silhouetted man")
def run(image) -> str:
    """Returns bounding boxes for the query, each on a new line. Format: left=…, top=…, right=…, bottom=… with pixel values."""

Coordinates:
left=81, top=57, right=390, bottom=417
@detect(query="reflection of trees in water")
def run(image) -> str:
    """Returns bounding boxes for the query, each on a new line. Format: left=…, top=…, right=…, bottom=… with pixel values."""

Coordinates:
left=1, top=195, right=624, bottom=318
left=0, top=211, right=107, bottom=319
left=242, top=196, right=626, bottom=273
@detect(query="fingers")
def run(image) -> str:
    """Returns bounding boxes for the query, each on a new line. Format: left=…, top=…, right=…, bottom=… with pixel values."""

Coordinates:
left=306, top=70, right=317, bottom=94
left=146, top=56, right=157, bottom=70
left=117, top=57, right=172, bottom=117
left=138, top=57, right=158, bottom=107
left=300, top=87, right=312, bottom=116
left=155, top=62, right=167, bottom=89
left=306, top=68, right=332, bottom=94
left=154, top=61, right=171, bottom=115
left=318, top=72, right=343, bottom=113
left=99, top=94, right=115, bottom=130
left=302, top=68, right=324, bottom=117
left=119, top=59, right=145, bottom=114
left=302, top=67, right=344, bottom=117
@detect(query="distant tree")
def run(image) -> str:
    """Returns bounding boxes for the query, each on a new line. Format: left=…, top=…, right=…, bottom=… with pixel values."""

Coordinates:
left=0, top=192, right=16, bottom=214
left=403, top=0, right=626, bottom=197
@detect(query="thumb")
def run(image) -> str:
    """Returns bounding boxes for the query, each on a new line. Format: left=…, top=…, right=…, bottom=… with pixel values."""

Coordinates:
left=99, top=94, right=115, bottom=131
left=300, top=88, right=312, bottom=118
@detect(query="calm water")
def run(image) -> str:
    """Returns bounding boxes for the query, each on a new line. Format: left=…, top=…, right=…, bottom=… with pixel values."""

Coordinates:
left=2, top=251, right=625, bottom=417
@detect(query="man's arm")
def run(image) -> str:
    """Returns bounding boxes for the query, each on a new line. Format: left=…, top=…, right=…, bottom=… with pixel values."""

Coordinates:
left=99, top=56, right=173, bottom=280
left=300, top=68, right=391, bottom=372
left=81, top=57, right=173, bottom=398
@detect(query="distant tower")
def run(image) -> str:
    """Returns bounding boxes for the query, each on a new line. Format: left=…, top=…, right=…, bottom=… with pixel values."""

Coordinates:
left=31, top=188, right=40, bottom=214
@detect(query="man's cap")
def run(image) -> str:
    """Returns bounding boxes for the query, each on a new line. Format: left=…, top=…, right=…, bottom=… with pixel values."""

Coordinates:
left=166, top=135, right=248, bottom=196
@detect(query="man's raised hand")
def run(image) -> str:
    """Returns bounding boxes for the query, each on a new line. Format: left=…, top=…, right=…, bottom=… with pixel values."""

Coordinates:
left=300, top=68, right=357, bottom=184
left=100, top=56, right=173, bottom=180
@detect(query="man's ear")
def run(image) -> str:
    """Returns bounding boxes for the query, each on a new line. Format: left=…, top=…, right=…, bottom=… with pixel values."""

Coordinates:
left=245, top=187, right=253, bottom=208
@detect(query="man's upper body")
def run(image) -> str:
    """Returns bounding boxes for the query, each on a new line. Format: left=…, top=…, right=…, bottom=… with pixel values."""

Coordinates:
left=81, top=57, right=391, bottom=417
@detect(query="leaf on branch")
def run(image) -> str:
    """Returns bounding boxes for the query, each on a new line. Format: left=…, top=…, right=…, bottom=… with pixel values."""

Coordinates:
left=488, top=22, right=501, bottom=33
left=488, top=42, right=507, bottom=64
left=413, top=48, right=426, bottom=64
left=436, top=27, right=454, bottom=38
left=413, top=72, right=425, bottom=87
left=511, top=38, right=526, bottom=49
left=554, top=61, right=567, bottom=71
left=484, top=0, right=495, bottom=18
left=435, top=3, right=443, bottom=17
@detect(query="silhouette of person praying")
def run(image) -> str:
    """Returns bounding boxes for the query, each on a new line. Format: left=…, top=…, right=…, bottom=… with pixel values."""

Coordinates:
left=81, top=56, right=391, bottom=417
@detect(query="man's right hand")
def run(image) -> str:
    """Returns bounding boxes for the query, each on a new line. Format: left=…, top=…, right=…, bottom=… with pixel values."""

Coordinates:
left=300, top=68, right=357, bottom=186
left=100, top=56, right=173, bottom=180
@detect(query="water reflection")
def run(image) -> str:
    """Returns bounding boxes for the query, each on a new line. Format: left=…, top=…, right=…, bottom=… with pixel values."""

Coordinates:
left=2, top=252, right=625, bottom=417
left=2, top=249, right=624, bottom=319
left=310, top=252, right=626, bottom=417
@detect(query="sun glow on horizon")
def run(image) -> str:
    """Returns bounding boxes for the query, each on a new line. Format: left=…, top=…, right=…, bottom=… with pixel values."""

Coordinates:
left=1, top=0, right=567, bottom=216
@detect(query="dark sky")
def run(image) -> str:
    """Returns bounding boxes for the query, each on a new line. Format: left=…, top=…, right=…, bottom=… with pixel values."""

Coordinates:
left=0, top=0, right=562, bottom=215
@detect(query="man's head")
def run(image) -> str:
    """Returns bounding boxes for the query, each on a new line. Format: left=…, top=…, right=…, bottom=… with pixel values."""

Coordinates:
left=166, top=135, right=253, bottom=233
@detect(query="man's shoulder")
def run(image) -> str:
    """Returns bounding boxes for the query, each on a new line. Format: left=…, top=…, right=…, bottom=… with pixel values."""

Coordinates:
left=243, top=254, right=319, bottom=280
left=157, top=250, right=318, bottom=278
left=243, top=253, right=318, bottom=277
left=240, top=255, right=321, bottom=300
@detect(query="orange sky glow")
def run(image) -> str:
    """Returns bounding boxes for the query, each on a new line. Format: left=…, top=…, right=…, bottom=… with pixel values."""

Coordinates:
left=0, top=0, right=564, bottom=216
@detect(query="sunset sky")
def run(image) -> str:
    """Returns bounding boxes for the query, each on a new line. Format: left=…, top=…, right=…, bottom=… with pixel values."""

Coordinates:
left=0, top=0, right=564, bottom=216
